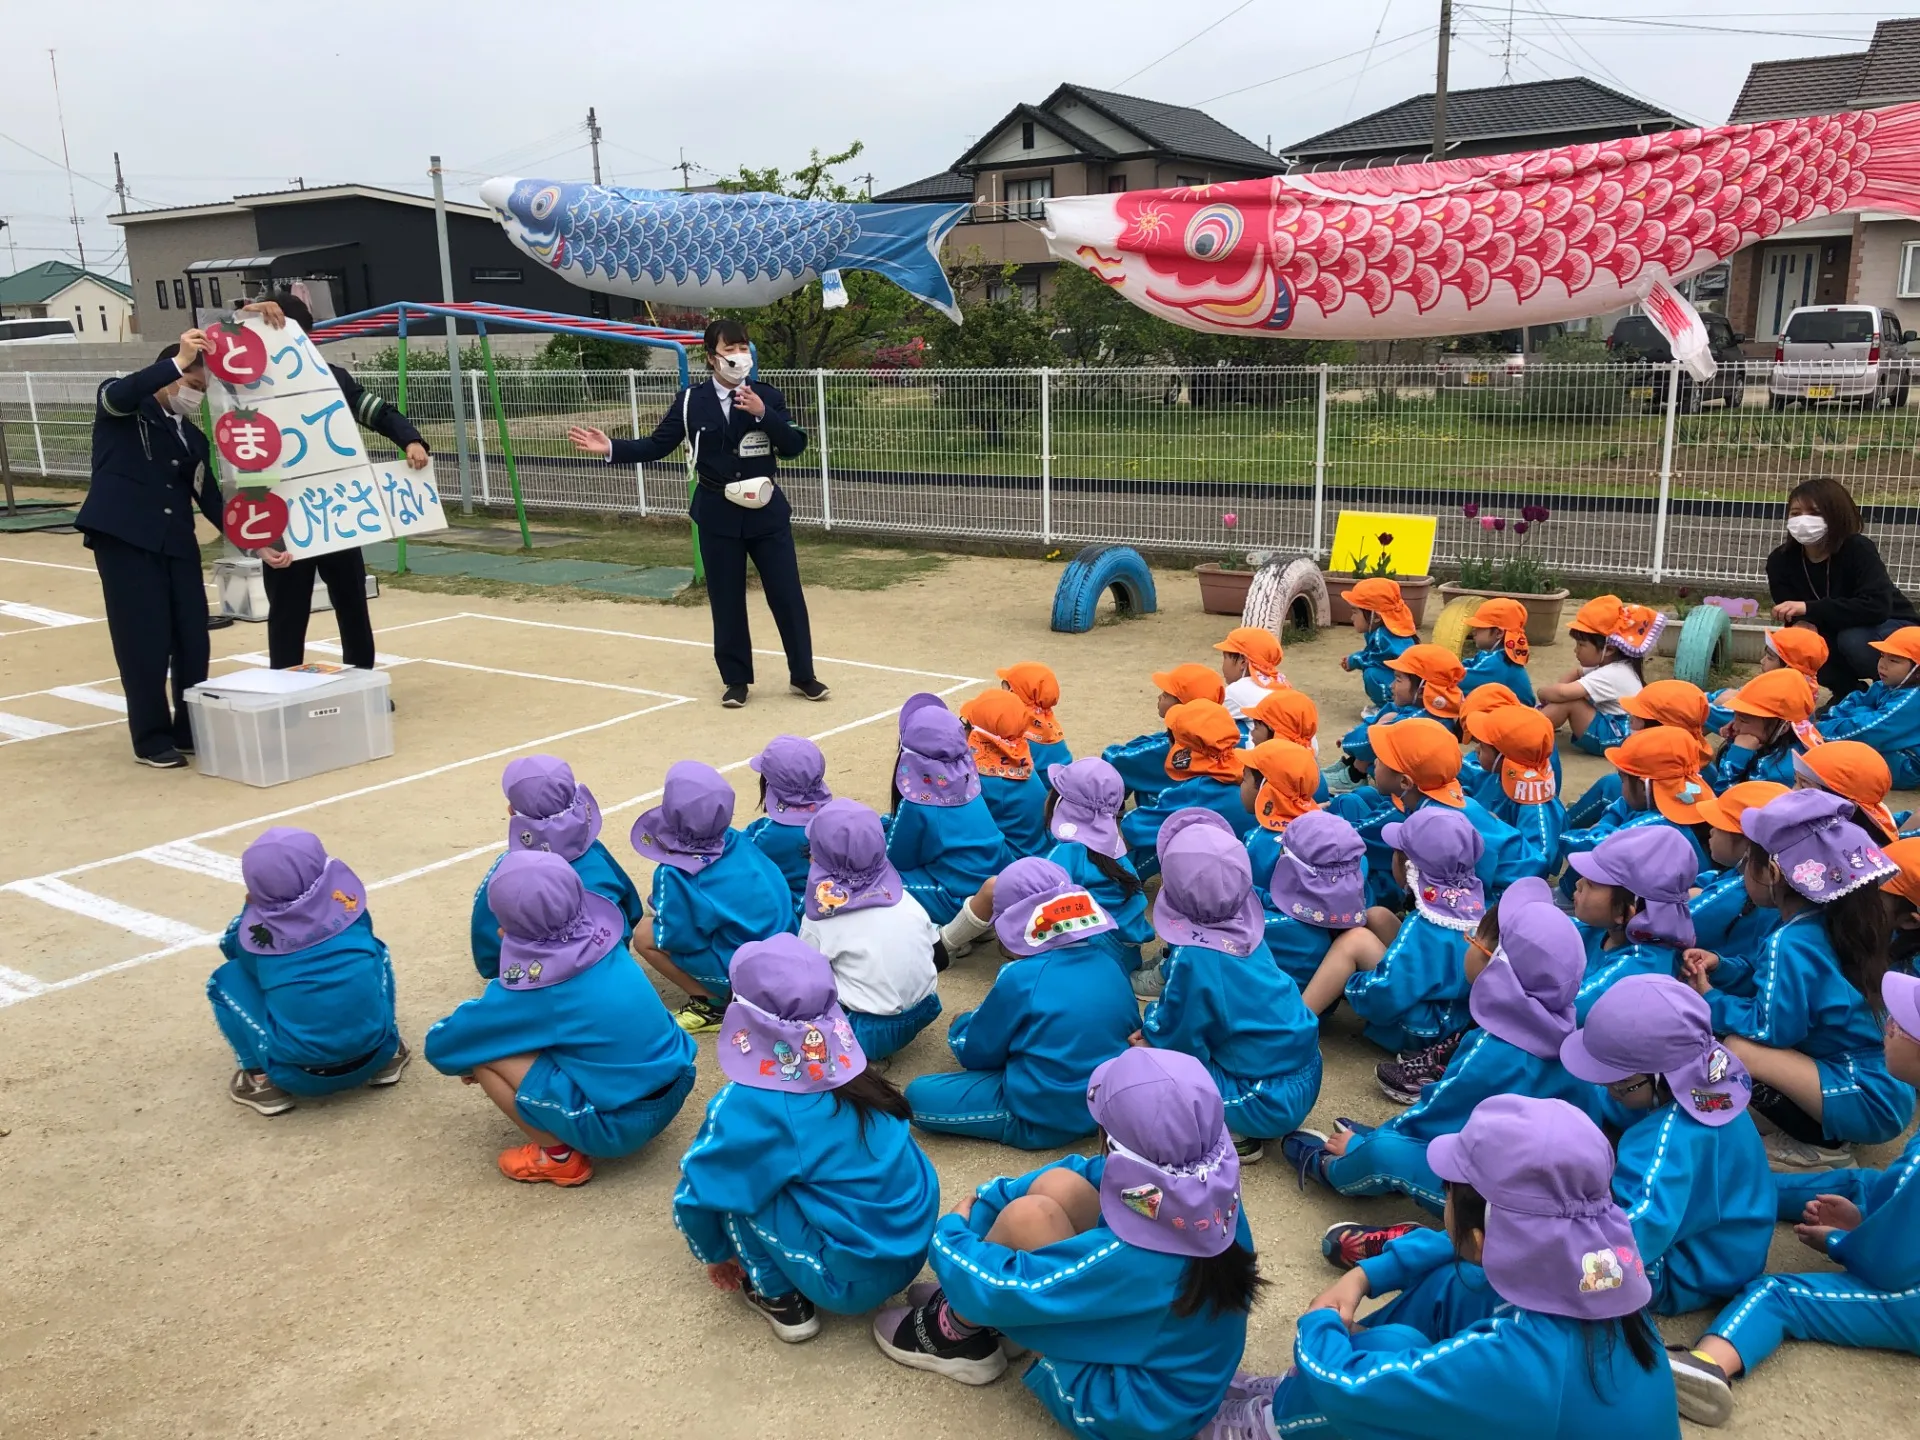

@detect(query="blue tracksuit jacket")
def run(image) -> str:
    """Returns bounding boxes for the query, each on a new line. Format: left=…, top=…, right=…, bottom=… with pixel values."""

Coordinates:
left=1707, top=738, right=1803, bottom=789
left=1102, top=730, right=1173, bottom=806
left=742, top=816, right=812, bottom=910
left=1043, top=839, right=1153, bottom=971
left=469, top=840, right=646, bottom=980
left=1348, top=626, right=1417, bottom=707
left=1461, top=646, right=1536, bottom=704
left=649, top=830, right=797, bottom=994
left=1574, top=928, right=1683, bottom=1021
left=1484, top=790, right=1566, bottom=880
left=886, top=796, right=1010, bottom=924
left=980, top=771, right=1052, bottom=859
left=1820, top=679, right=1920, bottom=788
left=1032, top=737, right=1073, bottom=776
left=1345, top=912, right=1473, bottom=1054
left=1121, top=775, right=1257, bottom=875
left=1688, top=869, right=1779, bottom=957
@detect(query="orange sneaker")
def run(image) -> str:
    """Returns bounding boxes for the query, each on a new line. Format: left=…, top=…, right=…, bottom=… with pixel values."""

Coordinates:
left=497, top=1142, right=593, bottom=1186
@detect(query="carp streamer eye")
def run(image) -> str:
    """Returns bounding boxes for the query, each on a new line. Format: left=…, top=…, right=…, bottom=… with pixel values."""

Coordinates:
left=529, top=186, right=561, bottom=221
left=1184, top=203, right=1243, bottom=261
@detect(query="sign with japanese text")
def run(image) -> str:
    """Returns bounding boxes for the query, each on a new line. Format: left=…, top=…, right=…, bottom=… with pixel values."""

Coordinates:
left=371, top=457, right=447, bottom=538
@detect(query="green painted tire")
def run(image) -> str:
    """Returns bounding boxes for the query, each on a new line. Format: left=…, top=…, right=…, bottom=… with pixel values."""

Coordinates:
left=1672, top=605, right=1732, bottom=688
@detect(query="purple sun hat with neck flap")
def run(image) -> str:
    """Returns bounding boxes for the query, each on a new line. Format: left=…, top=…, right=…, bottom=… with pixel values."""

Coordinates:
left=1383, top=804, right=1485, bottom=931
left=1154, top=826, right=1265, bottom=958
left=1562, top=974, right=1753, bottom=1126
left=238, top=827, right=369, bottom=955
left=1428, top=1094, right=1652, bottom=1320
left=1087, top=1048, right=1241, bottom=1258
left=751, top=735, right=833, bottom=827
left=487, top=849, right=623, bottom=990
left=1047, top=757, right=1127, bottom=860
left=502, top=754, right=601, bottom=861
left=991, top=855, right=1117, bottom=957
left=1471, top=878, right=1584, bottom=1060
left=719, top=934, right=866, bottom=1092
left=632, top=760, right=736, bottom=873
left=803, top=799, right=904, bottom=921
left=896, top=704, right=982, bottom=808
left=1566, top=826, right=1697, bottom=947
left=1157, top=805, right=1235, bottom=851
left=1269, top=809, right=1368, bottom=931
left=1742, top=787, right=1898, bottom=903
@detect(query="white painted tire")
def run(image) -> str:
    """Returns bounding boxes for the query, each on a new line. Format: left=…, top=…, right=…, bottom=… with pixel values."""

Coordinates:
left=1241, top=556, right=1330, bottom=636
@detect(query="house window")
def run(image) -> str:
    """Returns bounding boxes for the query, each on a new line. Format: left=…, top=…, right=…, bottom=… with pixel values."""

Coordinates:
left=156, top=279, right=169, bottom=310
left=208, top=276, right=222, bottom=306
left=173, top=279, right=186, bottom=309
left=1900, top=240, right=1920, bottom=299
left=1176, top=174, right=1207, bottom=189
left=1108, top=175, right=1129, bottom=193
left=1021, top=120, right=1036, bottom=150
left=98, top=305, right=108, bottom=332
left=1005, top=175, right=1053, bottom=221
left=75, top=306, right=84, bottom=332
left=189, top=276, right=204, bottom=308
left=469, top=266, right=524, bottom=283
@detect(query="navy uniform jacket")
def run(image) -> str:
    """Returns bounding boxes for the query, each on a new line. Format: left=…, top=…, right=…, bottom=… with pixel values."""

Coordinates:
left=79, top=357, right=222, bottom=558
left=609, top=379, right=807, bottom=540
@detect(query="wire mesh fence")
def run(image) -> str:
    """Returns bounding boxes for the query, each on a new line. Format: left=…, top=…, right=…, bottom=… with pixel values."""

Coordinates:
left=10, top=360, right=1920, bottom=589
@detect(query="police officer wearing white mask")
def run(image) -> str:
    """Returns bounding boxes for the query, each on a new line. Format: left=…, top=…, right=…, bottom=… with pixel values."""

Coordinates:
left=567, top=318, right=826, bottom=708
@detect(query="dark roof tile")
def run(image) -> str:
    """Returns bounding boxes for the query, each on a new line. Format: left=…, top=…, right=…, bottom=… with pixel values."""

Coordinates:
left=1729, top=52, right=1868, bottom=122
left=1285, top=77, right=1687, bottom=159
left=1052, top=85, right=1280, bottom=171
left=873, top=171, right=975, bottom=203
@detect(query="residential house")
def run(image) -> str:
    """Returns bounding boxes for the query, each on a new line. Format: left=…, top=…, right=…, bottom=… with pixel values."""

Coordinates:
left=877, top=84, right=1282, bottom=304
left=1724, top=18, right=1920, bottom=344
left=0, top=260, right=136, bottom=340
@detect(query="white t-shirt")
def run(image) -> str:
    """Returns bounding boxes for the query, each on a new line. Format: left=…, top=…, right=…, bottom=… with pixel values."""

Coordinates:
left=1578, top=660, right=1643, bottom=715
left=798, top=896, right=940, bottom=1017
left=1223, top=675, right=1283, bottom=720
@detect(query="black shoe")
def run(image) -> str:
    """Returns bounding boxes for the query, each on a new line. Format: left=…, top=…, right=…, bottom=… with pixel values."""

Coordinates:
left=207, top=614, right=235, bottom=631
left=1233, top=1134, right=1266, bottom=1164
left=136, top=748, right=189, bottom=770
left=173, top=738, right=196, bottom=757
left=790, top=679, right=830, bottom=701
left=872, top=1294, right=1008, bottom=1385
left=742, top=1284, right=821, bottom=1343
left=721, top=684, right=749, bottom=709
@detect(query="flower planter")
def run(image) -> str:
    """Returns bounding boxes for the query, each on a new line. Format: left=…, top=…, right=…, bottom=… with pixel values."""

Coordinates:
left=1435, top=583, right=1570, bottom=646
left=1325, top=573, right=1435, bottom=628
left=1196, top=563, right=1256, bottom=616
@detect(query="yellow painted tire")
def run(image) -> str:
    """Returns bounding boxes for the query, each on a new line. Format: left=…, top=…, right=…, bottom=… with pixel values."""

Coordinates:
left=1430, top=595, right=1480, bottom=658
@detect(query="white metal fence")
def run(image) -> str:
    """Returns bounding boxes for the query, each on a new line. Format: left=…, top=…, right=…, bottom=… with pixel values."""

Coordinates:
left=10, top=361, right=1920, bottom=589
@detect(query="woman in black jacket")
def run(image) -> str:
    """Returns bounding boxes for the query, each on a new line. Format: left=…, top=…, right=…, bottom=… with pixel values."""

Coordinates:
left=1765, top=475, right=1919, bottom=698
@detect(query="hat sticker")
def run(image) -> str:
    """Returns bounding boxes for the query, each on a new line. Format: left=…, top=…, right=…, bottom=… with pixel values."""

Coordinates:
left=1057, top=821, right=1079, bottom=839
left=813, top=878, right=852, bottom=913
left=1706, top=1048, right=1729, bottom=1083
left=730, top=1029, right=753, bottom=1055
left=1579, top=1249, right=1626, bottom=1293
left=1791, top=859, right=1829, bottom=893
left=248, top=922, right=274, bottom=949
left=1120, top=1183, right=1163, bottom=1220
left=518, top=829, right=535, bottom=848
left=1690, top=1088, right=1735, bottom=1114
left=1170, top=747, right=1193, bottom=772
left=1024, top=892, right=1109, bottom=947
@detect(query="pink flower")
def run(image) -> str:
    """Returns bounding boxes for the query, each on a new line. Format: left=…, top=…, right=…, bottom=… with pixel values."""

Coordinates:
left=1479, top=517, right=1497, bottom=531
left=1462, top=503, right=1481, bottom=519
left=1222, top=512, right=1239, bottom=529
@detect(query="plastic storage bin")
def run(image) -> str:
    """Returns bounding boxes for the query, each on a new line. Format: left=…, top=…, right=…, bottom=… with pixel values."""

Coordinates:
left=185, top=667, right=393, bottom=787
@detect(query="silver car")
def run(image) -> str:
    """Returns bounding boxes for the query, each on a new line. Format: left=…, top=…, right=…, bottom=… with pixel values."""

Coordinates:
left=1768, top=304, right=1914, bottom=409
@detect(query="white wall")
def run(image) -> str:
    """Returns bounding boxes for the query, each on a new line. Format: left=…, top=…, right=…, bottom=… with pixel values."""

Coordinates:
left=50, top=276, right=136, bottom=342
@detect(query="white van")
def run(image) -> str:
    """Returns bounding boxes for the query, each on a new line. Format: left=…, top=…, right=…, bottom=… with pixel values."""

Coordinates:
left=1768, top=304, right=1913, bottom=409
left=0, top=317, right=79, bottom=346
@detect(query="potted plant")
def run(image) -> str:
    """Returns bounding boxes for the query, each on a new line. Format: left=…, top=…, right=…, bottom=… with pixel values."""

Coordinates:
left=1324, top=526, right=1435, bottom=627
left=1196, top=512, right=1259, bottom=615
left=1436, top=503, right=1570, bottom=643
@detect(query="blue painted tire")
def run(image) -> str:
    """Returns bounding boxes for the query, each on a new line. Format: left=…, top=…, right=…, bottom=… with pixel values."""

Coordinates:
left=1051, top=545, right=1158, bottom=633
left=1672, top=605, right=1732, bottom=688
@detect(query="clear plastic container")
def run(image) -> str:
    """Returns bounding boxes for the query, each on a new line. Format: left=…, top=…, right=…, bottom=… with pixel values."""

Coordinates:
left=185, top=667, right=393, bottom=787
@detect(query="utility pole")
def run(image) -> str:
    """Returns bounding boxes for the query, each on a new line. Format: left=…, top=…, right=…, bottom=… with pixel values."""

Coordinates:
left=587, top=107, right=603, bottom=184
left=854, top=171, right=875, bottom=199
left=113, top=153, right=129, bottom=214
left=48, top=51, right=86, bottom=268
left=1432, top=0, right=1453, bottom=163
left=430, top=154, right=475, bottom=514
left=677, top=149, right=693, bottom=191
left=0, top=219, right=15, bottom=273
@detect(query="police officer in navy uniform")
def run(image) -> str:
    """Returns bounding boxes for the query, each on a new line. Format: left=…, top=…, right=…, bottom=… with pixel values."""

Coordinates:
left=78, top=327, right=224, bottom=768
left=567, top=318, right=827, bottom=708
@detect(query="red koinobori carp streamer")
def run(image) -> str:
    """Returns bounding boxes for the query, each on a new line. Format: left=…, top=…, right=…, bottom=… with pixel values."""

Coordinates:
left=1044, top=104, right=1920, bottom=355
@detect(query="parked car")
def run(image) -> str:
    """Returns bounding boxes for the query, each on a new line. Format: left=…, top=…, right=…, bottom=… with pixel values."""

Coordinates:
left=0, top=317, right=78, bottom=346
left=1606, top=312, right=1748, bottom=411
left=1768, top=304, right=1914, bottom=409
left=1435, top=324, right=1569, bottom=390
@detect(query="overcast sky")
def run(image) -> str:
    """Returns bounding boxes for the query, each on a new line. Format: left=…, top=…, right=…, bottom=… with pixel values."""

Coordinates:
left=0, top=1, right=1906, bottom=279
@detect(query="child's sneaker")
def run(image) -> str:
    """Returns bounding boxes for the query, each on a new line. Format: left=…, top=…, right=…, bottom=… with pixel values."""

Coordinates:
left=1197, top=1393, right=1276, bottom=1440
left=742, top=1284, right=821, bottom=1343
left=367, top=1040, right=410, bottom=1087
left=1226, top=1372, right=1284, bottom=1403
left=229, top=1069, right=295, bottom=1116
left=872, top=1293, right=1008, bottom=1385
left=1132, top=964, right=1168, bottom=999
left=1321, top=1220, right=1424, bottom=1270
left=497, top=1141, right=593, bottom=1186
left=1232, top=1134, right=1265, bottom=1164
left=1666, top=1346, right=1733, bottom=1427
left=1762, top=1131, right=1855, bottom=1173
left=674, top=996, right=727, bottom=1035
left=1281, top=1128, right=1331, bottom=1190
left=1321, top=762, right=1360, bottom=796
left=906, top=1281, right=1027, bottom=1358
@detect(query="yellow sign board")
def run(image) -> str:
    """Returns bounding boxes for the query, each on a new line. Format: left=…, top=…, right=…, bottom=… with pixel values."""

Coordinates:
left=1329, top=511, right=1438, bottom=579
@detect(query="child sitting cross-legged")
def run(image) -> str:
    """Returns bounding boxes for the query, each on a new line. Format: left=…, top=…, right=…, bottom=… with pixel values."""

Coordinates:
left=1236, top=736, right=1322, bottom=920
left=886, top=694, right=1011, bottom=931
left=1379, top=643, right=1468, bottom=731
left=743, top=735, right=833, bottom=913
left=1101, top=664, right=1225, bottom=806
left=1462, top=703, right=1563, bottom=879
left=1688, top=781, right=1788, bottom=958
left=1566, top=679, right=1710, bottom=833
left=1461, top=597, right=1536, bottom=704
left=1705, top=625, right=1826, bottom=734
left=1259, top=808, right=1375, bottom=993
left=1568, top=825, right=1700, bottom=1021
left=960, top=688, right=1049, bottom=859
left=1041, top=757, right=1154, bottom=973
left=1813, top=624, right=1920, bottom=787
left=1710, top=669, right=1821, bottom=789
left=1214, top=625, right=1287, bottom=724
left=1120, top=698, right=1255, bottom=875
left=1341, top=577, right=1419, bottom=717
left=1537, top=596, right=1664, bottom=755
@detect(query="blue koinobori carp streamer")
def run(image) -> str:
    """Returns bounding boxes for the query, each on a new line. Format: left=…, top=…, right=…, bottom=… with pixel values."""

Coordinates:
left=480, top=177, right=971, bottom=321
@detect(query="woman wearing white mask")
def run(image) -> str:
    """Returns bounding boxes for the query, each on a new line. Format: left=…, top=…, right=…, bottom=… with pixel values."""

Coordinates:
left=567, top=318, right=825, bottom=709
left=1765, top=476, right=1918, bottom=699
left=77, top=328, right=224, bottom=769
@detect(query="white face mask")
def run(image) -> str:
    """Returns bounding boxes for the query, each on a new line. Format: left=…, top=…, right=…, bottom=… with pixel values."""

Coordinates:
left=167, top=386, right=205, bottom=418
left=1787, top=515, right=1829, bottom=546
left=713, top=350, right=752, bottom=385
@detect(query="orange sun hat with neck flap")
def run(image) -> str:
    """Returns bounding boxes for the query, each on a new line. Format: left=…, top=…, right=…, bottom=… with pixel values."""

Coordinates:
left=1605, top=726, right=1713, bottom=824
left=960, top=690, right=1035, bottom=781
left=1571, top=595, right=1667, bottom=657
left=1464, top=704, right=1558, bottom=805
left=1457, top=682, right=1521, bottom=727
left=1621, top=679, right=1713, bottom=761
left=1347, top=578, right=1417, bottom=637
left=1693, top=780, right=1789, bottom=835
left=1468, top=597, right=1531, bottom=665
left=1795, top=741, right=1897, bottom=842
left=1765, top=627, right=1828, bottom=684
left=1870, top=626, right=1920, bottom=668
left=1236, top=738, right=1321, bottom=832
left=1250, top=688, right=1319, bottom=750
left=1368, top=716, right=1466, bottom=808
left=1880, top=836, right=1920, bottom=907
left=1387, top=644, right=1467, bottom=720
left=1151, top=663, right=1227, bottom=707
left=1213, top=626, right=1286, bottom=689
left=1729, top=668, right=1822, bottom=748
left=1164, top=699, right=1245, bottom=783
left=996, top=662, right=1063, bottom=745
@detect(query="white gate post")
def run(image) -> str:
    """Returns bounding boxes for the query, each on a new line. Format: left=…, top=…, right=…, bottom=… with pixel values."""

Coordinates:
left=815, top=369, right=833, bottom=531
left=1311, top=363, right=1329, bottom=559
left=470, top=371, right=491, bottom=505
left=23, top=373, right=47, bottom=475
left=1651, top=359, right=1680, bottom=583
left=626, top=368, right=647, bottom=516
left=1039, top=367, right=1053, bottom=544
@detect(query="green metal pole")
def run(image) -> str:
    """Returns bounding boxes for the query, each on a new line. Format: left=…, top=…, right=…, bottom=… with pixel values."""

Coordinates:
left=478, top=324, right=531, bottom=551
left=394, top=307, right=410, bottom=575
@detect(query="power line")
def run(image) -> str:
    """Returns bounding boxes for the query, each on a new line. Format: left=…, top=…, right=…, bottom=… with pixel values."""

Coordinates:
left=1345, top=1, right=1399, bottom=119
left=1198, top=25, right=1435, bottom=104
left=1460, top=3, right=1873, bottom=43
left=1114, top=0, right=1260, bottom=87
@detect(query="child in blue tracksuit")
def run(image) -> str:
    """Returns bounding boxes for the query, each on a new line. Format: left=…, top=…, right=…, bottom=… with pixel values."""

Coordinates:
left=469, top=755, right=646, bottom=981
left=209, top=827, right=405, bottom=1115
left=1565, top=679, right=1709, bottom=830
left=1142, top=820, right=1323, bottom=1149
left=887, top=695, right=1011, bottom=926
left=631, top=760, right=797, bottom=1035
left=904, top=856, right=1139, bottom=1149
left=878, top=1048, right=1258, bottom=1440
left=1569, top=825, right=1699, bottom=1021
left=1041, top=757, right=1153, bottom=971
left=1101, top=663, right=1224, bottom=806
left=1706, top=624, right=1826, bottom=735
left=961, top=688, right=1049, bottom=858
left=1359, top=716, right=1534, bottom=901
left=1226, top=1094, right=1678, bottom=1440
left=1236, top=736, right=1321, bottom=912
left=425, top=850, right=697, bottom=1186
left=1461, top=597, right=1536, bottom=703
left=1689, top=790, right=1916, bottom=1150
left=1464, top=703, right=1563, bottom=878
left=1559, top=725, right=1715, bottom=898
left=1688, top=781, right=1787, bottom=957
left=1260, top=808, right=1373, bottom=991
left=1341, top=576, right=1419, bottom=712
left=1121, top=698, right=1256, bottom=875
left=673, top=935, right=939, bottom=1341
left=1290, top=878, right=1603, bottom=1215
left=742, top=735, right=832, bottom=914
left=1815, top=624, right=1920, bottom=787
left=1561, top=975, right=1773, bottom=1315
left=1669, top=969, right=1920, bottom=1428
left=1000, top=661, right=1072, bottom=775
left=1709, top=669, right=1819, bottom=789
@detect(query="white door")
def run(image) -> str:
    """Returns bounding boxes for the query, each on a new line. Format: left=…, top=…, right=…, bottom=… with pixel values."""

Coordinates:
left=1760, top=247, right=1819, bottom=339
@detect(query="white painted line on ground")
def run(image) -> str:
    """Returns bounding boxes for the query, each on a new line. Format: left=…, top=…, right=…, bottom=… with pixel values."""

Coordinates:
left=0, top=712, right=69, bottom=741
left=4, top=876, right=209, bottom=946
left=48, top=684, right=127, bottom=713
left=0, top=555, right=94, bottom=573
left=140, top=841, right=246, bottom=886
left=307, top=641, right=418, bottom=666
left=0, top=718, right=119, bottom=748
left=0, top=600, right=97, bottom=628
left=415, top=657, right=689, bottom=698
left=0, top=964, right=49, bottom=1002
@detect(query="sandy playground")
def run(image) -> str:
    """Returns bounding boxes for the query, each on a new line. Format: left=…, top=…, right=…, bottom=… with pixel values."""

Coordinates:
left=0, top=530, right=1914, bottom=1439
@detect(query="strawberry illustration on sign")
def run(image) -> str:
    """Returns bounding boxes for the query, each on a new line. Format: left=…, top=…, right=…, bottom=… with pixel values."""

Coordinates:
left=213, top=408, right=283, bottom=472
left=222, top=488, right=289, bottom=548
left=203, top=320, right=269, bottom=386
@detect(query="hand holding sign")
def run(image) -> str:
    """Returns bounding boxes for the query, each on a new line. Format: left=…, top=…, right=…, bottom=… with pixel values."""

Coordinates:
left=223, top=488, right=290, bottom=548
